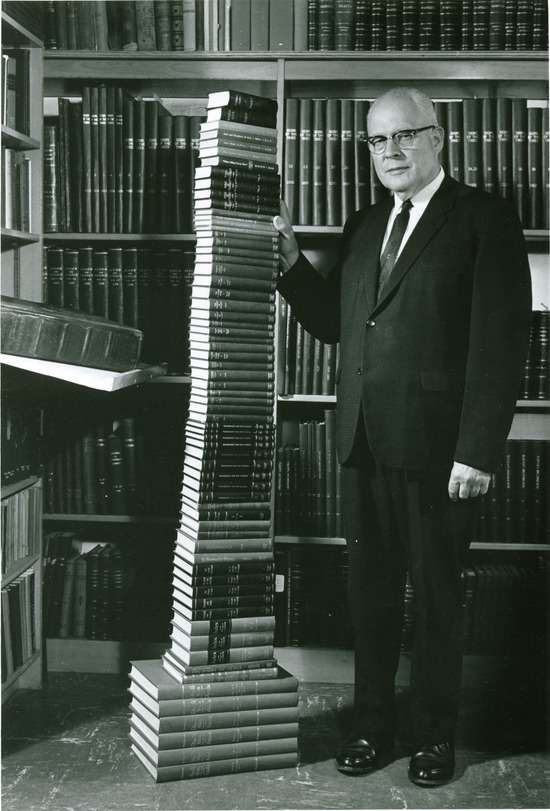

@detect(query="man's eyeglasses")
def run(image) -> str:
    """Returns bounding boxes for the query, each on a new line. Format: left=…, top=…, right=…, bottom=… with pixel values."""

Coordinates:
left=367, top=125, right=438, bottom=155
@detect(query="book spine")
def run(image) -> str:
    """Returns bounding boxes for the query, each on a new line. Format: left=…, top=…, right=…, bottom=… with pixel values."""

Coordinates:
left=325, top=99, right=340, bottom=225
left=481, top=98, right=496, bottom=195
left=511, top=99, right=528, bottom=224
left=496, top=97, right=513, bottom=201
left=527, top=106, right=542, bottom=229
left=297, top=98, right=313, bottom=225
left=447, top=100, right=464, bottom=184
left=463, top=98, right=481, bottom=189
left=340, top=98, right=354, bottom=222
left=353, top=99, right=369, bottom=210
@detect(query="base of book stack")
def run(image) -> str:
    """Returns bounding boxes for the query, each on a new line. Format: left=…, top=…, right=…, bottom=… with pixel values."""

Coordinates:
left=128, top=89, right=299, bottom=782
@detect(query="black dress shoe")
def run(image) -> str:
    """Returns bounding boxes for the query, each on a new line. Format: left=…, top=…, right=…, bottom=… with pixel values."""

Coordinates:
left=336, top=737, right=391, bottom=776
left=408, top=742, right=455, bottom=787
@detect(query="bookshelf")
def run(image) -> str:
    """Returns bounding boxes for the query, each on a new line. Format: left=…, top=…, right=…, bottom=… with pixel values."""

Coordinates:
left=1, top=8, right=44, bottom=701
left=41, top=42, right=548, bottom=672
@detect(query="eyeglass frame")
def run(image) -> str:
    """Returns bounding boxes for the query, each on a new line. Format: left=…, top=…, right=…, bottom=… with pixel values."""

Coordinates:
left=366, top=124, right=439, bottom=154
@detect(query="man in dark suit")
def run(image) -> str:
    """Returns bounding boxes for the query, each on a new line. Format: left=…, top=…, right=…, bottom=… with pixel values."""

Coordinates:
left=274, top=87, right=531, bottom=787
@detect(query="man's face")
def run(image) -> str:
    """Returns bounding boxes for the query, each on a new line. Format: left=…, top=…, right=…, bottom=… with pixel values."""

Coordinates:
left=367, top=98, right=443, bottom=198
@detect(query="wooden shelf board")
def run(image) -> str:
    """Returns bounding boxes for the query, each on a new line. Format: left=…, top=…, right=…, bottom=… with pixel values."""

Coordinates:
left=44, top=50, right=548, bottom=61
left=43, top=513, right=177, bottom=525
left=294, top=226, right=343, bottom=235
left=1, top=474, right=41, bottom=501
left=275, top=536, right=549, bottom=551
left=2, top=552, right=40, bottom=589
left=1, top=126, right=40, bottom=150
left=1, top=11, right=43, bottom=47
left=1, top=228, right=40, bottom=249
left=0, top=355, right=166, bottom=391
left=153, top=375, right=191, bottom=384
left=46, top=638, right=167, bottom=674
left=277, top=396, right=548, bottom=408
left=295, top=226, right=547, bottom=241
left=44, top=56, right=278, bottom=81
left=43, top=233, right=197, bottom=242
left=1, top=650, right=41, bottom=699
left=524, top=230, right=550, bottom=242
left=283, top=54, right=548, bottom=81
left=471, top=542, right=550, bottom=551
left=516, top=400, right=550, bottom=409
left=275, top=535, right=346, bottom=546
left=278, top=394, right=337, bottom=403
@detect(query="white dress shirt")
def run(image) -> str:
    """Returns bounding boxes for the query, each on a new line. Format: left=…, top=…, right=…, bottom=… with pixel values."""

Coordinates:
left=380, top=167, right=445, bottom=260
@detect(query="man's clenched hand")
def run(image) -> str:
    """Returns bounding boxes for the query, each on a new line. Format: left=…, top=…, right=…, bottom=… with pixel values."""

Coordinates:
left=448, top=461, right=491, bottom=501
left=273, top=200, right=300, bottom=273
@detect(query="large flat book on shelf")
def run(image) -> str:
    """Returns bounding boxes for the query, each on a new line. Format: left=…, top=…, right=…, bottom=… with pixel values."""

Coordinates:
left=1, top=296, right=143, bottom=372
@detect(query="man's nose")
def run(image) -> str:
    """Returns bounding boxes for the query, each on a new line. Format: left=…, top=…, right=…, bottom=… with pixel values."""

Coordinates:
left=382, top=136, right=401, bottom=157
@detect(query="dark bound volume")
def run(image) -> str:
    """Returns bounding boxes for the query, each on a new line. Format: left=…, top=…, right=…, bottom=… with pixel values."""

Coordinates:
left=511, top=99, right=528, bottom=224
left=543, top=107, right=549, bottom=229
left=447, top=101, right=463, bottom=184
left=335, top=0, right=354, bottom=50
left=481, top=98, right=496, bottom=195
left=298, top=98, right=312, bottom=225
left=326, top=99, right=341, bottom=226
left=1, top=296, right=142, bottom=371
left=340, top=99, right=354, bottom=222
left=312, top=99, right=327, bottom=225
left=527, top=106, right=542, bottom=229
left=496, top=98, right=513, bottom=201
left=463, top=98, right=481, bottom=189
left=284, top=99, right=299, bottom=224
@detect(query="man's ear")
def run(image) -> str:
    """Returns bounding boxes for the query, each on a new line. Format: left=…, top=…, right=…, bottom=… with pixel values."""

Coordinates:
left=432, top=125, right=445, bottom=155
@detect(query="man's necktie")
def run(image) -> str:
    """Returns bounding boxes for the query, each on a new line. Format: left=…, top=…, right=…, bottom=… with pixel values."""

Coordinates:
left=376, top=198, right=413, bottom=302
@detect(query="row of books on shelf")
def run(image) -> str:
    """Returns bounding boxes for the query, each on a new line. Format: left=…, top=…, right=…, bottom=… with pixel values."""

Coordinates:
left=42, top=535, right=550, bottom=657
left=1, top=403, right=42, bottom=488
left=129, top=658, right=299, bottom=782
left=42, top=0, right=549, bottom=54
left=43, top=408, right=186, bottom=517
left=1, top=565, right=38, bottom=684
left=284, top=97, right=550, bottom=228
left=276, top=412, right=343, bottom=537
left=44, top=91, right=205, bottom=234
left=278, top=299, right=340, bottom=396
left=43, top=533, right=174, bottom=641
left=1, top=49, right=30, bottom=135
left=523, top=310, right=550, bottom=400
left=1, top=478, right=41, bottom=576
left=43, top=246, right=195, bottom=374
left=276, top=428, right=549, bottom=543
left=305, top=0, right=548, bottom=52
left=477, top=440, right=549, bottom=543
left=1, top=147, right=32, bottom=232
left=277, top=307, right=549, bottom=400
left=274, top=546, right=549, bottom=653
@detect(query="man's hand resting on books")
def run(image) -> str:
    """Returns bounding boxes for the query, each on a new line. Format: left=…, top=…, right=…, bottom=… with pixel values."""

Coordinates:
left=274, top=201, right=300, bottom=274
left=448, top=461, right=491, bottom=501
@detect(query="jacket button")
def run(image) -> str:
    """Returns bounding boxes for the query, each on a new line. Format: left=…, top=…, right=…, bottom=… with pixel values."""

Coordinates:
left=355, top=367, right=362, bottom=375
left=366, top=319, right=376, bottom=327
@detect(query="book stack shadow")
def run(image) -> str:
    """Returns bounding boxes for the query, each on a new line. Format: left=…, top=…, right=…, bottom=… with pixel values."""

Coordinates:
left=129, top=89, right=299, bottom=782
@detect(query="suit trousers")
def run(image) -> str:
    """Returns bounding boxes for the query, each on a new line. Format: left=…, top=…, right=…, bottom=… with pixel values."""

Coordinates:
left=341, top=412, right=478, bottom=747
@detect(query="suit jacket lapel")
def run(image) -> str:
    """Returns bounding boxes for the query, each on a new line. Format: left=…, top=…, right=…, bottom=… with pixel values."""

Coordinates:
left=371, top=175, right=459, bottom=314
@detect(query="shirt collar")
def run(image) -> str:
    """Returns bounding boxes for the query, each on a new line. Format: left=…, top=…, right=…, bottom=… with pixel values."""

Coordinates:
left=392, top=167, right=445, bottom=210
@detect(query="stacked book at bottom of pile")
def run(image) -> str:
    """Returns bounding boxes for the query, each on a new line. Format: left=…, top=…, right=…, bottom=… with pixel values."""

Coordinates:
left=129, top=659, right=299, bottom=782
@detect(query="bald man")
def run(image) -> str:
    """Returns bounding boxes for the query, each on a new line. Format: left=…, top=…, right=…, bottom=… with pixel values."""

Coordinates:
left=275, top=88, right=531, bottom=787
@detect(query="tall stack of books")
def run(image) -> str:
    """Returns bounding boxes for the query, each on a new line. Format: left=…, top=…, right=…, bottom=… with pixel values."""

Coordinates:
left=129, top=90, right=299, bottom=782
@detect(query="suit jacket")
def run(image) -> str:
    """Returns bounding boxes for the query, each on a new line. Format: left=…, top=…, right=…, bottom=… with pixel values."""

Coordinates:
left=277, top=175, right=532, bottom=473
